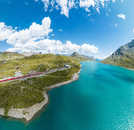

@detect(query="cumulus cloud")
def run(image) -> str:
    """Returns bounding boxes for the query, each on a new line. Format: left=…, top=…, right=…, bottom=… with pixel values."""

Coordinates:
left=34, top=0, right=117, bottom=17
left=0, top=17, right=98, bottom=56
left=7, top=39, right=98, bottom=56
left=117, top=13, right=126, bottom=20
left=0, top=17, right=52, bottom=45
left=0, top=23, right=15, bottom=41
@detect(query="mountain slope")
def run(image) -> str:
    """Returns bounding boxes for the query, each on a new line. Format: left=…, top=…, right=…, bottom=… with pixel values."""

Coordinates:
left=0, top=52, right=24, bottom=61
left=71, top=52, right=94, bottom=61
left=102, top=40, right=134, bottom=69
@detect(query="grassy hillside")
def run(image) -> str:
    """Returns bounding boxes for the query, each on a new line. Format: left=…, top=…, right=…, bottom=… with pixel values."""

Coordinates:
left=102, top=40, right=134, bottom=69
left=0, top=54, right=79, bottom=79
left=0, top=52, right=24, bottom=61
left=0, top=54, right=80, bottom=115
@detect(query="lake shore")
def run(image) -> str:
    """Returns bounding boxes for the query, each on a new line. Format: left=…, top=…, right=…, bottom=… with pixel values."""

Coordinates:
left=126, top=68, right=134, bottom=71
left=0, top=70, right=80, bottom=122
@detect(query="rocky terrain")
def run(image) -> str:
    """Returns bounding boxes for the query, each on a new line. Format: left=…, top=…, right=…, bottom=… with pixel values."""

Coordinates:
left=102, top=40, right=134, bottom=69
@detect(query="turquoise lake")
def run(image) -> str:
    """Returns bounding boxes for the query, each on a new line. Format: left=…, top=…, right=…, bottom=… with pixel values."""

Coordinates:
left=1, top=62, right=134, bottom=130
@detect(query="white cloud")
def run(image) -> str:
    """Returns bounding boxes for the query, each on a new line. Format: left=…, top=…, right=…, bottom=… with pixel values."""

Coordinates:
left=0, top=17, right=52, bottom=46
left=0, top=23, right=15, bottom=41
left=35, top=0, right=117, bottom=17
left=117, top=13, right=126, bottom=20
left=7, top=40, right=98, bottom=56
left=80, top=0, right=95, bottom=8
left=0, top=17, right=98, bottom=57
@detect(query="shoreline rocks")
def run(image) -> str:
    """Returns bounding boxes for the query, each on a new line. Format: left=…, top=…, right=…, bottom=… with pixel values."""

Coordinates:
left=0, top=71, right=80, bottom=122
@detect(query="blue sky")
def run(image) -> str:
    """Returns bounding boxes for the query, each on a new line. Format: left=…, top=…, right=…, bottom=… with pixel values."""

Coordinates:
left=0, top=0, right=134, bottom=59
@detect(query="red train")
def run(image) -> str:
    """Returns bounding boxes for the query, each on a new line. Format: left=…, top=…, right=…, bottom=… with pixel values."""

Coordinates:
left=0, top=72, right=44, bottom=83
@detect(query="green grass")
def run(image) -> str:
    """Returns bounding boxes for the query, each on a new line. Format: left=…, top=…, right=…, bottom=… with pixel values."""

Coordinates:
left=0, top=54, right=80, bottom=78
left=0, top=54, right=80, bottom=115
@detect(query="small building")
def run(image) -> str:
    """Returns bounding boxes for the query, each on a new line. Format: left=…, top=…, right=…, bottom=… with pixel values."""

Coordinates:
left=64, top=64, right=71, bottom=68
left=15, top=71, right=23, bottom=77
left=28, top=70, right=36, bottom=74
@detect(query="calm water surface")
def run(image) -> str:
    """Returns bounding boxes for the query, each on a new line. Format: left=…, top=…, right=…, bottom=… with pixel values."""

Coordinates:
left=1, top=62, right=134, bottom=130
